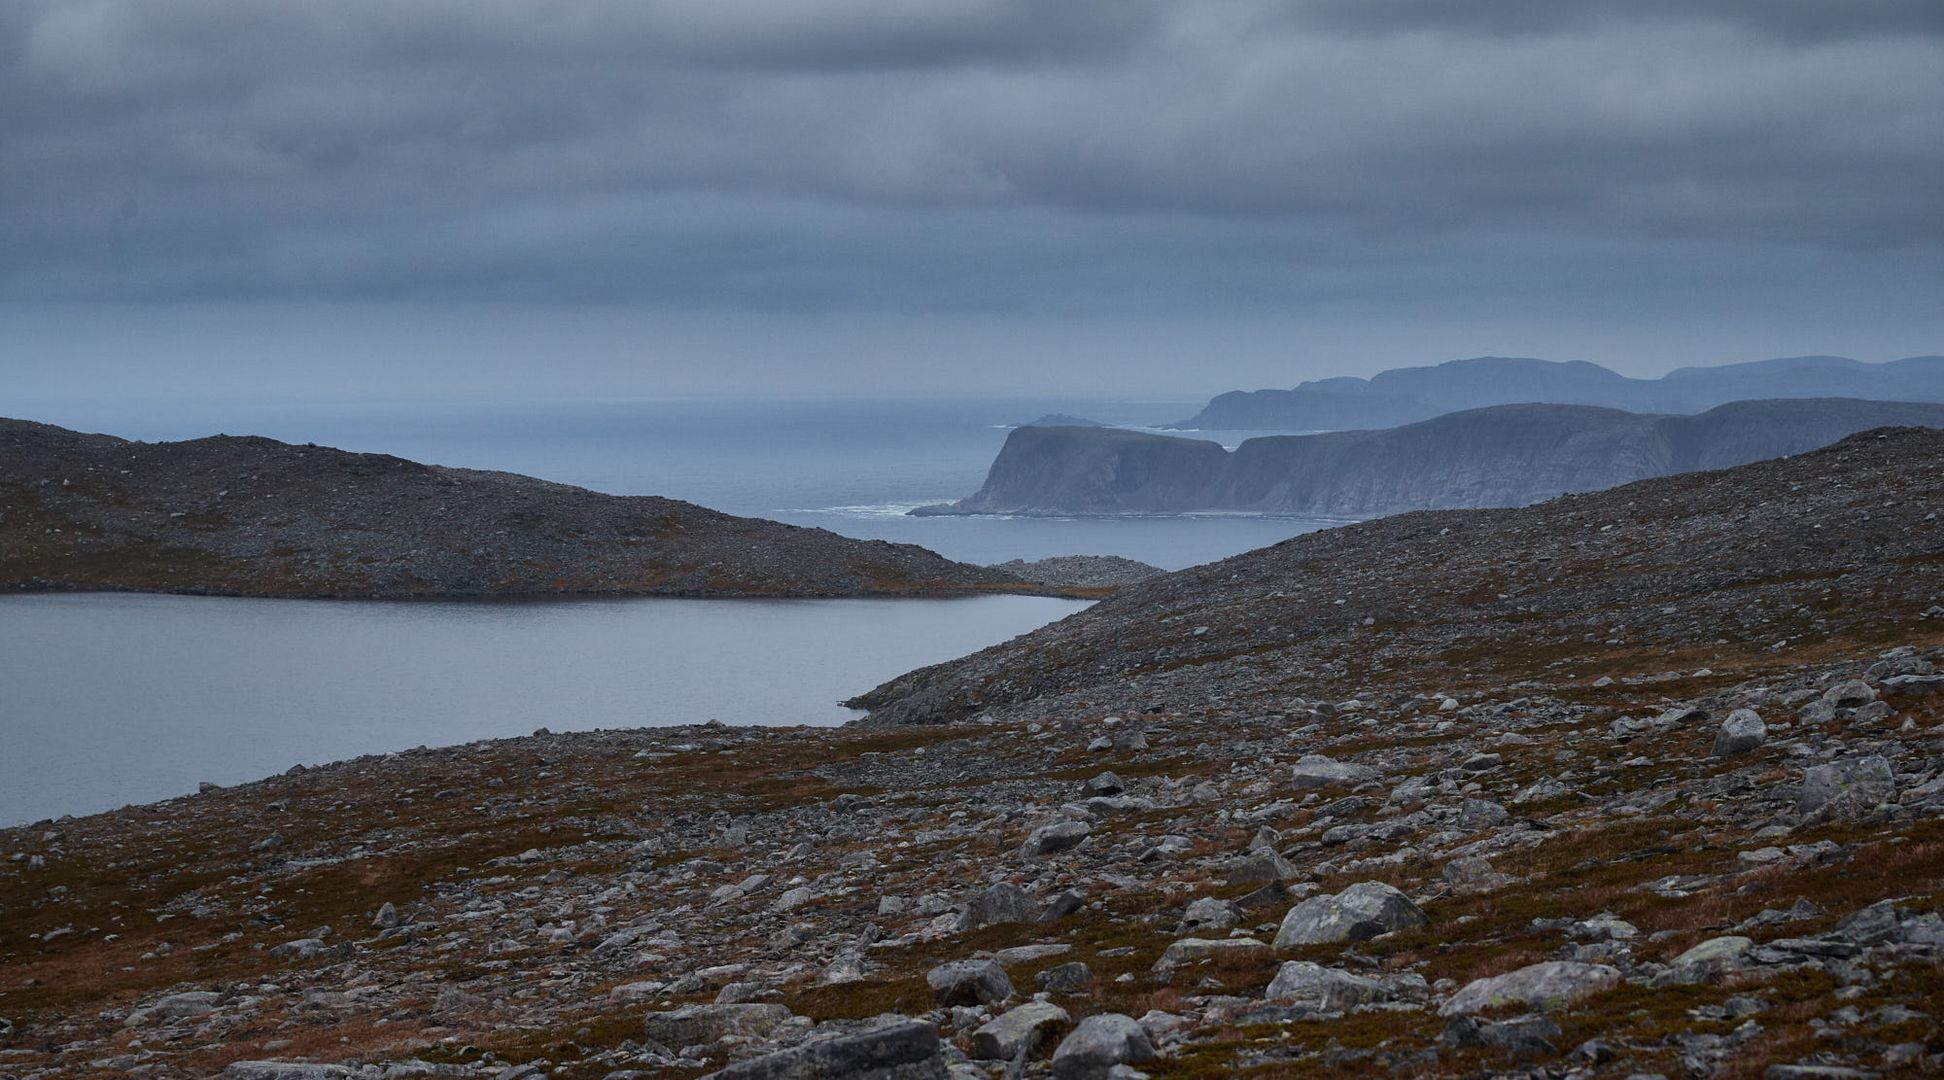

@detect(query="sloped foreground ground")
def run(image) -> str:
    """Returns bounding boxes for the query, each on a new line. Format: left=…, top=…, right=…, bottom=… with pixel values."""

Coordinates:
left=3, top=431, right=1942, bottom=1079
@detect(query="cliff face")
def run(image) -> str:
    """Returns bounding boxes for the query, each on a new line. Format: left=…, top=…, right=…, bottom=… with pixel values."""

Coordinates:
left=1179, top=354, right=1944, bottom=430
left=921, top=399, right=1944, bottom=518
left=0, top=418, right=1045, bottom=599
left=919, top=425, right=1231, bottom=515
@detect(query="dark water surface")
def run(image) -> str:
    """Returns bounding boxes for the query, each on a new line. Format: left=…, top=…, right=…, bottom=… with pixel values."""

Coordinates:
left=0, top=591, right=1084, bottom=825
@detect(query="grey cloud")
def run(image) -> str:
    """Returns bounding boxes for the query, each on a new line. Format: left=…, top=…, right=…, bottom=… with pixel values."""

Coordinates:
left=1281, top=0, right=1944, bottom=42
left=1, top=0, right=1940, bottom=308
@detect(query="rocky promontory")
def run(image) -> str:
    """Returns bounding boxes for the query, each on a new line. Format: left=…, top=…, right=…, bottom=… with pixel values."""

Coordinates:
left=3, top=429, right=1943, bottom=1080
left=0, top=419, right=1058, bottom=599
left=918, top=398, right=1944, bottom=518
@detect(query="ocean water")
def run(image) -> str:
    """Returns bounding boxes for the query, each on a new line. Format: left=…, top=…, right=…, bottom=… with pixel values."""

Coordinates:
left=2, top=397, right=1342, bottom=824
left=25, top=396, right=1337, bottom=569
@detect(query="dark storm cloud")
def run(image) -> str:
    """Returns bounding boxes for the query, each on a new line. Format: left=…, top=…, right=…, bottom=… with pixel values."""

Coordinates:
left=1, top=0, right=1940, bottom=306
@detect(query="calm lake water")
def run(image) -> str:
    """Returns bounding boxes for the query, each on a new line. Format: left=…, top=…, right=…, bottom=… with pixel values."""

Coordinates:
left=0, top=591, right=1084, bottom=825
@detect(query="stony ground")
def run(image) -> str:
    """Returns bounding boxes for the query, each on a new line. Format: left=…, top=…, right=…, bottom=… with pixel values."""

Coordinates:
left=3, top=429, right=1942, bottom=1080
left=4, top=634, right=1942, bottom=1079
left=985, top=557, right=1163, bottom=590
left=0, top=419, right=1067, bottom=600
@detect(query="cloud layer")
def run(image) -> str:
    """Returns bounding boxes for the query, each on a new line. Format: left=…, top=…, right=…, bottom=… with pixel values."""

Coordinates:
left=3, top=1, right=1941, bottom=314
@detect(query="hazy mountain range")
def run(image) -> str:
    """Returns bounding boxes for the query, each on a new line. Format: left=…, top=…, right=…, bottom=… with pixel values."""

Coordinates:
left=919, top=398, right=1944, bottom=519
left=1176, top=355, right=1944, bottom=431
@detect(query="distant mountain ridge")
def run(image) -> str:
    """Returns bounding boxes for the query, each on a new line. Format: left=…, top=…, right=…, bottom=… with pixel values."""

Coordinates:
left=1177, top=354, right=1944, bottom=430
left=917, top=398, right=1944, bottom=519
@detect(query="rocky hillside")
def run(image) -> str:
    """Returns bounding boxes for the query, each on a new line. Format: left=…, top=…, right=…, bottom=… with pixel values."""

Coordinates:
left=918, top=399, right=1944, bottom=518
left=0, top=418, right=1050, bottom=599
left=2, top=426, right=1941, bottom=1079
left=1178, top=354, right=1944, bottom=431
left=862, top=425, right=1944, bottom=725
left=988, top=556, right=1164, bottom=590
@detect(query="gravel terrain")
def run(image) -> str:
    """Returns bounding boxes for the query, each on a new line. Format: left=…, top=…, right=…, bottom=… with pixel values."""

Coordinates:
left=1, top=428, right=1941, bottom=1079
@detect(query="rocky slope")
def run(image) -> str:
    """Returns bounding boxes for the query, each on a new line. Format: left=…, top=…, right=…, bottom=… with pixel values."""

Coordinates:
left=987, top=557, right=1164, bottom=590
left=3, top=429, right=1942, bottom=1080
left=918, top=399, right=1944, bottom=518
left=1177, top=354, right=1944, bottom=431
left=863, top=426, right=1944, bottom=728
left=0, top=419, right=1051, bottom=599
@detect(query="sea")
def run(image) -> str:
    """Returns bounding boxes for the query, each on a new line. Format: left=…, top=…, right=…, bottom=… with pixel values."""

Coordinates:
left=0, top=396, right=1336, bottom=824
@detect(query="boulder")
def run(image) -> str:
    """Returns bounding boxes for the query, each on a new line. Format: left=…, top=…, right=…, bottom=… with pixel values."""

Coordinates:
left=1180, top=896, right=1242, bottom=933
left=1798, top=755, right=1895, bottom=818
left=1455, top=799, right=1509, bottom=831
left=1821, top=679, right=1877, bottom=707
left=1712, top=709, right=1768, bottom=756
left=1036, top=961, right=1095, bottom=994
left=1439, top=961, right=1621, bottom=1016
left=1082, top=771, right=1126, bottom=796
left=1050, top=1013, right=1156, bottom=1080
left=971, top=1001, right=1070, bottom=1061
left=705, top=1018, right=946, bottom=1079
left=222, top=1066, right=354, bottom=1080
left=1442, top=856, right=1510, bottom=892
left=927, top=959, right=1013, bottom=1007
left=643, top=1003, right=794, bottom=1046
left=1152, top=936, right=1271, bottom=978
left=1273, top=881, right=1427, bottom=946
left=1439, top=1013, right=1561, bottom=1057
left=1021, top=821, right=1091, bottom=858
left=1263, top=961, right=1395, bottom=1011
left=1223, top=848, right=1298, bottom=885
left=959, top=883, right=1041, bottom=931
left=1289, top=754, right=1378, bottom=790
left=1658, top=936, right=1753, bottom=984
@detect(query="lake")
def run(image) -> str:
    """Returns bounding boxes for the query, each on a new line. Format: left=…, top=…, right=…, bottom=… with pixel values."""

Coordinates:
left=0, top=591, right=1085, bottom=825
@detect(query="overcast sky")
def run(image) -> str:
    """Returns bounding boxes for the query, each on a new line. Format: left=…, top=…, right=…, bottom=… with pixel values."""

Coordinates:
left=4, top=0, right=1942, bottom=400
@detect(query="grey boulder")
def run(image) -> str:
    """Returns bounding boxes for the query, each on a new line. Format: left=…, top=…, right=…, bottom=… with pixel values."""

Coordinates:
left=971, top=1001, right=1070, bottom=1061
left=643, top=1003, right=794, bottom=1046
left=1821, top=679, right=1877, bottom=707
left=1712, top=709, right=1768, bottom=756
left=1263, top=961, right=1395, bottom=1011
left=927, top=959, right=1014, bottom=1007
left=958, top=882, right=1041, bottom=931
left=1289, top=754, right=1378, bottom=790
left=222, top=1066, right=353, bottom=1080
left=1021, top=820, right=1092, bottom=858
left=705, top=1018, right=946, bottom=1079
left=1439, top=961, right=1621, bottom=1016
left=1798, top=755, right=1895, bottom=818
left=1050, top=1013, right=1157, bottom=1080
left=1273, top=881, right=1427, bottom=946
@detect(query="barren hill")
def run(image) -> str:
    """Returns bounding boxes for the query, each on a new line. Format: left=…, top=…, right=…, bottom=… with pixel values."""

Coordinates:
left=0, top=418, right=1045, bottom=599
